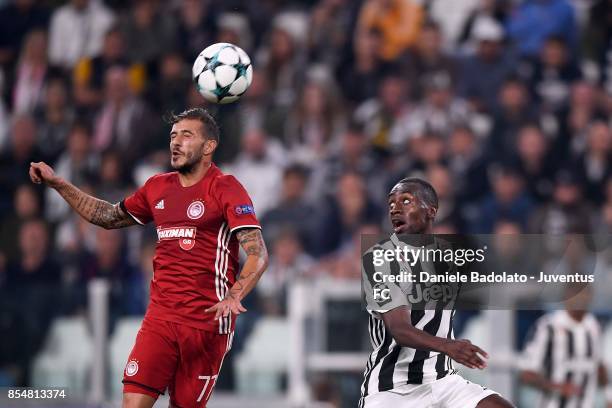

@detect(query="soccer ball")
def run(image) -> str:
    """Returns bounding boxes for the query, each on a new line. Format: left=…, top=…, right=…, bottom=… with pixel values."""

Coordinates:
left=192, top=43, right=253, bottom=104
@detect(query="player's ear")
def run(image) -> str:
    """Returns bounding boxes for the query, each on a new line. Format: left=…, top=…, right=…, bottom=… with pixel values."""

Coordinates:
left=203, top=139, right=218, bottom=155
left=427, top=206, right=437, bottom=220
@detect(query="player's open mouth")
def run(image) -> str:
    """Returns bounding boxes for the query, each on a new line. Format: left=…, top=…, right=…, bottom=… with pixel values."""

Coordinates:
left=172, top=151, right=183, bottom=159
left=391, top=218, right=406, bottom=232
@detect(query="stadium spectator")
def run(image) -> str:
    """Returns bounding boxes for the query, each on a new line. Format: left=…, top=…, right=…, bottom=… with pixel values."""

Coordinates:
left=357, top=0, right=424, bottom=61
left=529, top=170, right=595, bottom=234
left=314, top=172, right=381, bottom=255
left=399, top=70, right=472, bottom=142
left=120, top=0, right=177, bottom=65
left=447, top=125, right=490, bottom=206
left=427, top=165, right=463, bottom=229
left=469, top=165, right=534, bottom=233
left=354, top=74, right=412, bottom=155
left=0, top=70, right=7, bottom=149
left=308, top=123, right=382, bottom=201
left=428, top=0, right=481, bottom=47
left=72, top=26, right=143, bottom=111
left=285, top=78, right=346, bottom=163
left=7, top=219, right=59, bottom=287
left=585, top=0, right=612, bottom=94
left=458, top=16, right=516, bottom=112
left=175, top=0, right=218, bottom=60
left=524, top=35, right=583, bottom=113
left=256, top=227, right=314, bottom=315
left=257, top=25, right=303, bottom=112
left=34, top=77, right=74, bottom=164
left=95, top=149, right=130, bottom=202
left=11, top=29, right=54, bottom=114
left=506, top=0, right=577, bottom=59
left=455, top=0, right=510, bottom=49
left=307, top=0, right=354, bottom=68
left=598, top=177, right=612, bottom=233
left=556, top=81, right=604, bottom=160
left=261, top=164, right=317, bottom=255
left=44, top=123, right=96, bottom=223
left=396, top=131, right=447, bottom=176
left=401, top=20, right=457, bottom=100
left=0, top=115, right=40, bottom=213
left=212, top=71, right=286, bottom=164
left=514, top=124, right=555, bottom=202
left=146, top=52, right=190, bottom=116
left=0, top=0, right=49, bottom=67
left=5, top=219, right=60, bottom=385
left=240, top=70, right=284, bottom=140
left=575, top=120, right=612, bottom=205
left=489, top=76, right=538, bottom=158
left=313, top=223, right=381, bottom=281
left=225, top=128, right=285, bottom=216
left=54, top=192, right=98, bottom=266
left=0, top=184, right=41, bottom=266
left=83, top=228, right=145, bottom=318
left=216, top=12, right=252, bottom=52
left=92, top=65, right=156, bottom=167
left=337, top=28, right=390, bottom=106
left=48, top=0, right=115, bottom=69
left=490, top=220, right=529, bottom=272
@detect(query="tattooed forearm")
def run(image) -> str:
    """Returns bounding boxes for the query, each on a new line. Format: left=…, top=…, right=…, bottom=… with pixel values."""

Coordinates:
left=55, top=181, right=136, bottom=229
left=229, top=228, right=268, bottom=300
left=237, top=228, right=265, bottom=256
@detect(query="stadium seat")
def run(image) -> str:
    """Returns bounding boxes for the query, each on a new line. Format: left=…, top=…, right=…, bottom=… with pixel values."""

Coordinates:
left=31, top=316, right=93, bottom=397
left=234, top=317, right=290, bottom=395
left=109, top=316, right=143, bottom=400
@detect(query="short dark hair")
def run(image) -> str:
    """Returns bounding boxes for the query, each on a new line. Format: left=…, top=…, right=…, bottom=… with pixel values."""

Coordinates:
left=164, top=108, right=220, bottom=142
left=393, top=178, right=439, bottom=209
left=283, top=163, right=309, bottom=180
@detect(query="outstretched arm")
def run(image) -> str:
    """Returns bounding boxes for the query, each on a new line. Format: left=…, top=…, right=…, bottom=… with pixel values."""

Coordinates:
left=206, top=227, right=268, bottom=319
left=29, top=161, right=137, bottom=229
left=382, top=306, right=488, bottom=370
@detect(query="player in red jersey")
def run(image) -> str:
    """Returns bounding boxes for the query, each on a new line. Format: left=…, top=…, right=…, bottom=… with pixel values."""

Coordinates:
left=29, top=108, right=269, bottom=408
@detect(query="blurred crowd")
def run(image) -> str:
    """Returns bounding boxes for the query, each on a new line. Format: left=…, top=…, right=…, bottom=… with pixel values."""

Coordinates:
left=0, top=0, right=611, bottom=389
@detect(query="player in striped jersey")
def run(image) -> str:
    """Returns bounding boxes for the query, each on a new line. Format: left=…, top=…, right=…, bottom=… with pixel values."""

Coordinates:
left=519, top=283, right=612, bottom=408
left=360, top=178, right=514, bottom=407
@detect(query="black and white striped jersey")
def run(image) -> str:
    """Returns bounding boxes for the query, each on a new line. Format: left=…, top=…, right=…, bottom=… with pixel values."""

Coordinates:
left=520, top=310, right=603, bottom=408
left=360, top=234, right=459, bottom=403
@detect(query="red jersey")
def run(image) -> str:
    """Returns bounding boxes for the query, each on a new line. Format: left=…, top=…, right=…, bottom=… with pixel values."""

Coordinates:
left=120, top=164, right=260, bottom=333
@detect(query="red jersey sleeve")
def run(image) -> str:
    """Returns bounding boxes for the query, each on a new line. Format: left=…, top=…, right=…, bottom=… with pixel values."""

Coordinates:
left=120, top=179, right=153, bottom=225
left=216, top=175, right=260, bottom=233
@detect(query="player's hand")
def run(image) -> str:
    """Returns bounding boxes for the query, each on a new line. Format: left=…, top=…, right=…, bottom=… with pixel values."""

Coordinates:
left=442, top=339, right=488, bottom=370
left=205, top=295, right=247, bottom=320
left=29, top=161, right=62, bottom=188
left=551, top=382, right=581, bottom=398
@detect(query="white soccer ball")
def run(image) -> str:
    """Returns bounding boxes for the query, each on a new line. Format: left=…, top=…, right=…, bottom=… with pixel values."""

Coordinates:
left=192, top=42, right=253, bottom=104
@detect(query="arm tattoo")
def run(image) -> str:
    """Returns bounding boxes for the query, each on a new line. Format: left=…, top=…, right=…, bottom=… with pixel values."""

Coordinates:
left=56, top=181, right=137, bottom=229
left=237, top=228, right=265, bottom=256
left=228, top=228, right=268, bottom=300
